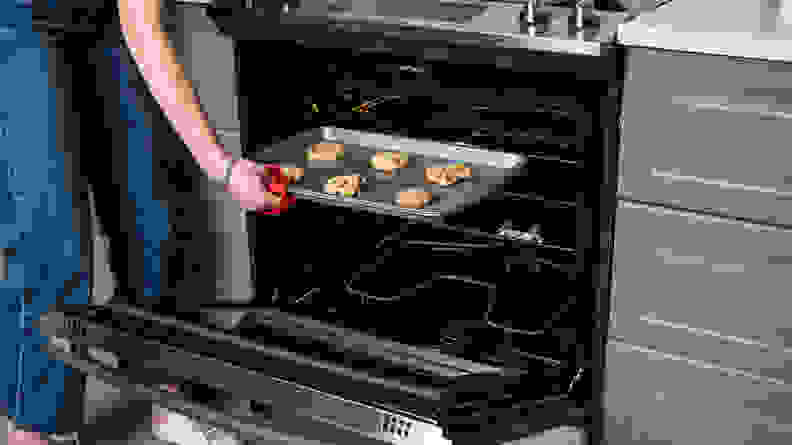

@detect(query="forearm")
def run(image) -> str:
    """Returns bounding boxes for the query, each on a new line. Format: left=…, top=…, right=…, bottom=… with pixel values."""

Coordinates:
left=118, top=0, right=230, bottom=181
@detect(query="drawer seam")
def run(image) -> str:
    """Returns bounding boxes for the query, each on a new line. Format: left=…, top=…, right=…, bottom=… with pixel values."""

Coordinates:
left=638, top=313, right=786, bottom=354
left=650, top=168, right=792, bottom=198
left=673, top=99, right=792, bottom=121
left=608, top=339, right=790, bottom=387
left=619, top=198, right=792, bottom=231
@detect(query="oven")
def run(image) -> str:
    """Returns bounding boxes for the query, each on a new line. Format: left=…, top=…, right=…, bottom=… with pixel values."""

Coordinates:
left=35, top=1, right=625, bottom=444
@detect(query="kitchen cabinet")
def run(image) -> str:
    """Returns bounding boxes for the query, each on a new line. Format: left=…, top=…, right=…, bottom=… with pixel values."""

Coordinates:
left=605, top=340, right=792, bottom=445
left=611, top=41, right=792, bottom=444
left=622, top=47, right=792, bottom=101
left=618, top=47, right=792, bottom=225
left=610, top=200, right=792, bottom=384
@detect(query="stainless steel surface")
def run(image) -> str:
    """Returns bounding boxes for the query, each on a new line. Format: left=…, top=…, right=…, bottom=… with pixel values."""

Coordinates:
left=616, top=48, right=792, bottom=225
left=605, top=339, right=792, bottom=445
left=216, top=129, right=242, bottom=139
left=522, top=0, right=537, bottom=24
left=232, top=372, right=452, bottom=445
left=63, top=339, right=452, bottom=445
left=617, top=0, right=792, bottom=62
left=175, top=0, right=215, bottom=4
left=233, top=0, right=632, bottom=56
left=251, top=127, right=526, bottom=220
left=574, top=0, right=584, bottom=29
left=331, top=128, right=524, bottom=169
left=50, top=335, right=73, bottom=353
left=610, top=200, right=792, bottom=384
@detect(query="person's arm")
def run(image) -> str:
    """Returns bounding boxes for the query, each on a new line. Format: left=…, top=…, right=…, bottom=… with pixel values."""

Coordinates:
left=118, top=0, right=292, bottom=213
left=117, top=0, right=229, bottom=181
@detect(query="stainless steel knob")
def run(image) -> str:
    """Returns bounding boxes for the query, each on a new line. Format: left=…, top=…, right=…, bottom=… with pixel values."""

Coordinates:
left=572, top=0, right=596, bottom=30
left=521, top=0, right=538, bottom=24
left=574, top=0, right=585, bottom=30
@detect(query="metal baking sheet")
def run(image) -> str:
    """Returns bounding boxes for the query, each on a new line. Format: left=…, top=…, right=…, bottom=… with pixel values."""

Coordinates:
left=250, top=127, right=526, bottom=220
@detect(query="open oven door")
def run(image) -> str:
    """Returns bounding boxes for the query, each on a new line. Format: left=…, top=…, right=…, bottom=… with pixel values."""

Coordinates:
left=36, top=301, right=586, bottom=445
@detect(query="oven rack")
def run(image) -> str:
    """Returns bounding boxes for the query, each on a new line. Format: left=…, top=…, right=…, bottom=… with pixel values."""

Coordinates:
left=338, top=230, right=576, bottom=339
left=347, top=273, right=547, bottom=337
left=315, top=106, right=583, bottom=166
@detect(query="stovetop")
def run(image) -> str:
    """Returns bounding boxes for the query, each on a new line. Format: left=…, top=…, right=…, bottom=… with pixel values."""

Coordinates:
left=214, top=0, right=643, bottom=56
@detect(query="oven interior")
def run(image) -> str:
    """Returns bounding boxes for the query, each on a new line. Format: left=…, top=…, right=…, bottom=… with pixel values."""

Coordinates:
left=240, top=40, right=597, bottom=392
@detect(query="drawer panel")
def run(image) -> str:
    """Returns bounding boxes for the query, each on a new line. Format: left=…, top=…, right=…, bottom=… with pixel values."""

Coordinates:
left=619, top=94, right=792, bottom=225
left=610, top=201, right=792, bottom=382
left=605, top=340, right=792, bottom=445
left=625, top=48, right=792, bottom=109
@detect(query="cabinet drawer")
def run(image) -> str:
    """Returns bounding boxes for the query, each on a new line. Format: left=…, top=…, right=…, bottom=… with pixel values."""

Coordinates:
left=625, top=48, right=792, bottom=110
left=605, top=340, right=792, bottom=445
left=619, top=94, right=792, bottom=225
left=619, top=48, right=792, bottom=224
left=610, top=201, right=792, bottom=383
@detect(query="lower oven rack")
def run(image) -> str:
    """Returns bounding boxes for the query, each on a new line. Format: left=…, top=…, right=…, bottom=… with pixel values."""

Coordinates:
left=343, top=228, right=566, bottom=339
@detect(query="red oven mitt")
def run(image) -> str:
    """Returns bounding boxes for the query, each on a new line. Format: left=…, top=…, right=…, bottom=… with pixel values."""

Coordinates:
left=258, top=164, right=296, bottom=215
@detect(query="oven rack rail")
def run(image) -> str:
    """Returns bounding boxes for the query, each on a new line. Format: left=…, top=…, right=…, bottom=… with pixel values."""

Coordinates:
left=310, top=112, right=583, bottom=167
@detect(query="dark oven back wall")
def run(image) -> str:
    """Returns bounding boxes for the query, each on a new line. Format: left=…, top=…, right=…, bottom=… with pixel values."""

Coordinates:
left=240, top=40, right=593, bottom=161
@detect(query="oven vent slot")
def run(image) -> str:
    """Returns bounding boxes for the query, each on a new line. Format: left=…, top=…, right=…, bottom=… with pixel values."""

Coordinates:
left=65, top=317, right=86, bottom=338
left=380, top=413, right=414, bottom=440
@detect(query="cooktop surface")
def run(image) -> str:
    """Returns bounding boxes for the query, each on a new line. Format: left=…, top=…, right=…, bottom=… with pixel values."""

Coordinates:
left=220, top=0, right=641, bottom=56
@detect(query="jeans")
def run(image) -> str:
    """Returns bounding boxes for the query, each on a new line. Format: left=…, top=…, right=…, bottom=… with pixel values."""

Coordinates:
left=2, top=9, right=170, bottom=433
left=0, top=14, right=90, bottom=433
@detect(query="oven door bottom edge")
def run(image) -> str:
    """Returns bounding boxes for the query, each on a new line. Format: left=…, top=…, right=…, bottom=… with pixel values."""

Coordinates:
left=36, top=307, right=581, bottom=444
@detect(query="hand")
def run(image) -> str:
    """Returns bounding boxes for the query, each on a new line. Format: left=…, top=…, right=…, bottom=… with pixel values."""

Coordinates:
left=152, top=384, right=181, bottom=426
left=225, top=159, right=294, bottom=213
left=7, top=430, right=48, bottom=445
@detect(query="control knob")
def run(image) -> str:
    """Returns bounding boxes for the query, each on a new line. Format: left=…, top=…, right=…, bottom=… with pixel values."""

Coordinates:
left=519, top=0, right=539, bottom=25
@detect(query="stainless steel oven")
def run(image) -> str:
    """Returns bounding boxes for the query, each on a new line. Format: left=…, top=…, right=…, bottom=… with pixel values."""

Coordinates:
left=36, top=1, right=625, bottom=444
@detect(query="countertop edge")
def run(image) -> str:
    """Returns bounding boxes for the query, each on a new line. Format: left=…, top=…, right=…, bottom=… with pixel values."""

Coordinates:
left=617, top=0, right=792, bottom=62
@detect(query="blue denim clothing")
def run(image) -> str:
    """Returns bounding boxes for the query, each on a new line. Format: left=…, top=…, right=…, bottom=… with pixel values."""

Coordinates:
left=0, top=12, right=90, bottom=432
left=105, top=44, right=170, bottom=299
left=2, top=4, right=169, bottom=432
